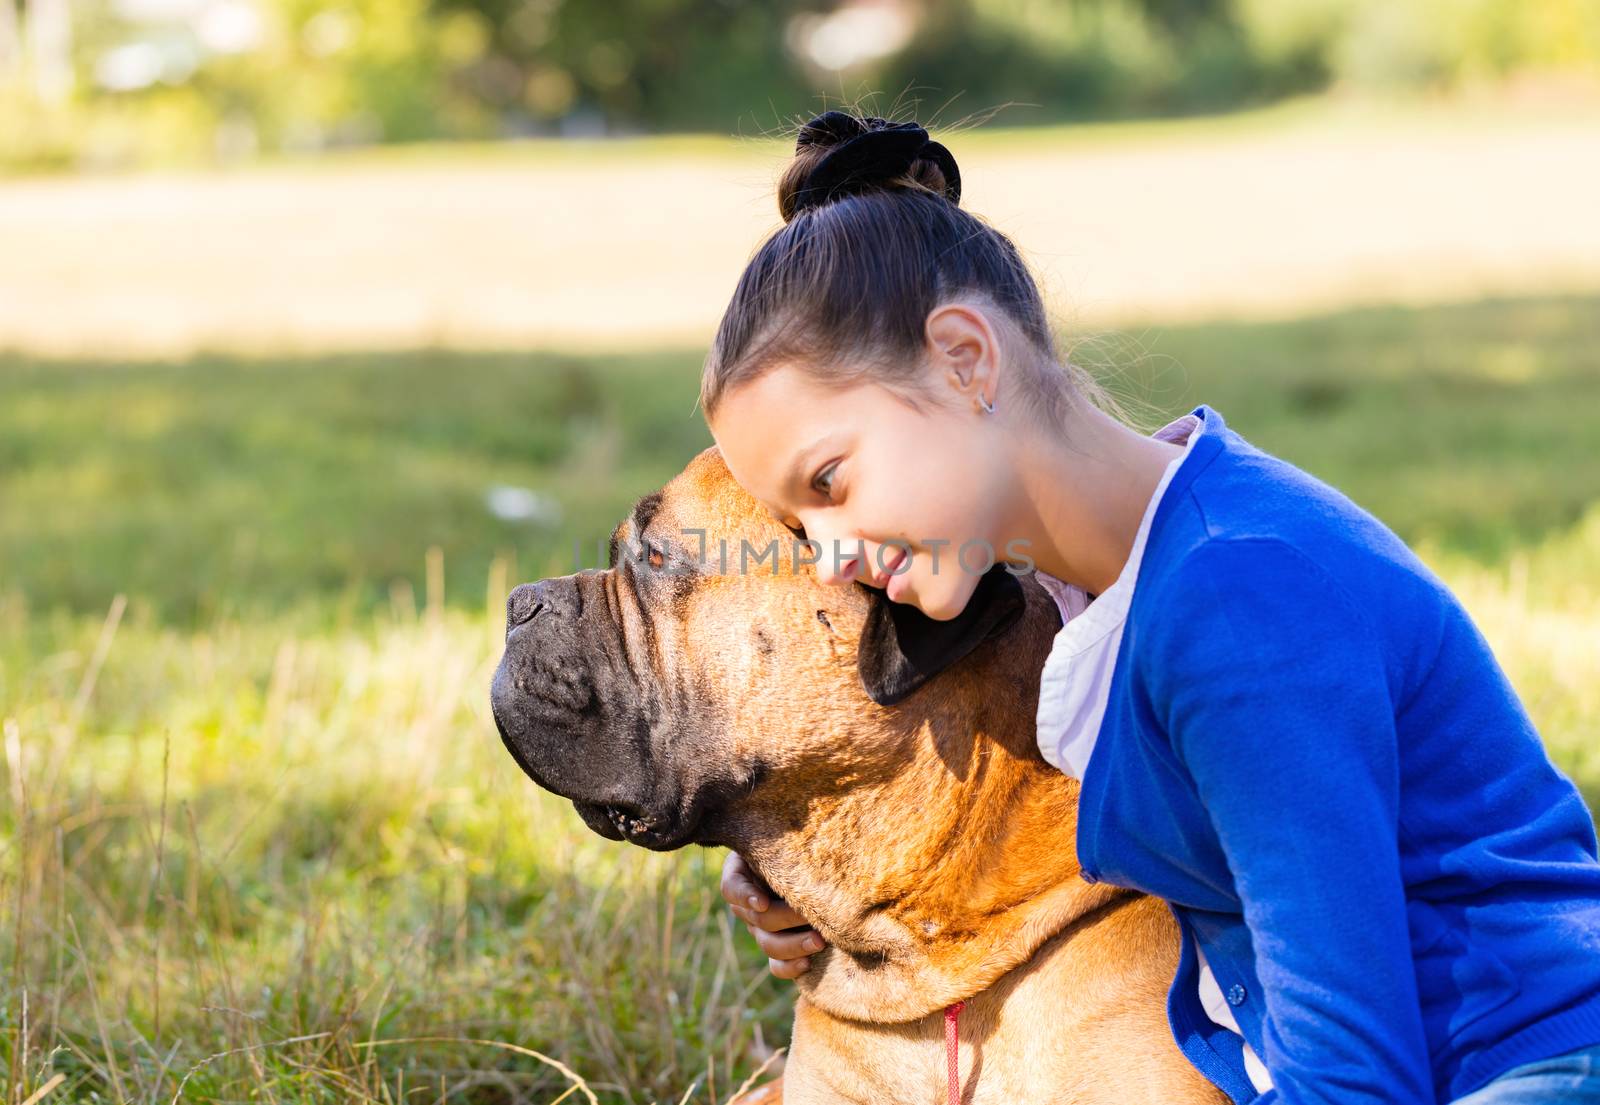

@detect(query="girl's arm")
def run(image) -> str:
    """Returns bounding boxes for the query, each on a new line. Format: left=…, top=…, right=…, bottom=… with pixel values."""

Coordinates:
left=1143, top=537, right=1434, bottom=1105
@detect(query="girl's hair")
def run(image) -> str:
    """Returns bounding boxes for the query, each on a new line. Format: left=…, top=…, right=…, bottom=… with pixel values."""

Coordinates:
left=698, top=108, right=1108, bottom=427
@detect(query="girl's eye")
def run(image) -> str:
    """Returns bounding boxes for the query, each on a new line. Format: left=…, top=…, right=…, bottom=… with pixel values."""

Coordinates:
left=812, top=461, right=839, bottom=497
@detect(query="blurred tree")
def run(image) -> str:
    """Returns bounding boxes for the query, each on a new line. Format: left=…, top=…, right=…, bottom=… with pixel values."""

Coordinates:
left=27, top=0, right=74, bottom=103
left=875, top=0, right=1318, bottom=123
left=0, top=1, right=18, bottom=84
left=429, top=0, right=833, bottom=133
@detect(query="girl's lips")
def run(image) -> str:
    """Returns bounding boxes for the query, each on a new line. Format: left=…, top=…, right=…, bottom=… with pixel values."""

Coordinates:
left=881, top=547, right=909, bottom=597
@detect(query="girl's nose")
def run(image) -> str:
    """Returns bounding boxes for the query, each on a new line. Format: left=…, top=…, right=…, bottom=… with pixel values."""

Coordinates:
left=808, top=532, right=866, bottom=587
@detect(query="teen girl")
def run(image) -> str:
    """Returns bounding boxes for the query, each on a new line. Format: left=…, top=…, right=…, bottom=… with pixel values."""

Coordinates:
left=700, top=110, right=1600, bottom=1103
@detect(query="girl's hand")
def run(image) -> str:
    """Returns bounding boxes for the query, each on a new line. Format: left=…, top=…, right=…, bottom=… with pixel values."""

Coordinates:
left=720, top=849, right=827, bottom=979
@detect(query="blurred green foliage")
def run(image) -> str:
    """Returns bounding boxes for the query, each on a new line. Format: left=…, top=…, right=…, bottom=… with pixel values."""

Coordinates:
left=882, top=0, right=1600, bottom=120
left=0, top=0, right=1596, bottom=171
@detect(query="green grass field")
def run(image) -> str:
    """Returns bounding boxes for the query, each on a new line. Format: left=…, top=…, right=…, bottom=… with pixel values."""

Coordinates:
left=3, top=292, right=1599, bottom=1102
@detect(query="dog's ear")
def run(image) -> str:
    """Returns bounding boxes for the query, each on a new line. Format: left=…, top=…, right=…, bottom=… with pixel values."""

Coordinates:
left=856, top=564, right=1028, bottom=707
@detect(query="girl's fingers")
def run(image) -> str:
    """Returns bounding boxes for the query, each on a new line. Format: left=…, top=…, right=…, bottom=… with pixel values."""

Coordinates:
left=722, top=850, right=826, bottom=973
left=743, top=899, right=809, bottom=932
left=769, top=955, right=812, bottom=980
left=749, top=923, right=825, bottom=962
left=720, top=850, right=773, bottom=912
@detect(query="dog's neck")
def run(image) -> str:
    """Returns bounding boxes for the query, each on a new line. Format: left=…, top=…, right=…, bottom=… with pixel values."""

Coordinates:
left=740, top=688, right=1130, bottom=1024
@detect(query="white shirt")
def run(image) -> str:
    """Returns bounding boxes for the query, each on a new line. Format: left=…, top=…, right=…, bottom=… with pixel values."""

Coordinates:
left=1032, top=412, right=1274, bottom=1095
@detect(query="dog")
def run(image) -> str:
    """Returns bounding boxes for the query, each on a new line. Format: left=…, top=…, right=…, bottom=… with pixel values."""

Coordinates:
left=490, top=445, right=1228, bottom=1104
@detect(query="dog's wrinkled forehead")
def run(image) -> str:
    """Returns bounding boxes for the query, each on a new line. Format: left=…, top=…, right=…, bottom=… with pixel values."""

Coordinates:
left=607, top=449, right=808, bottom=574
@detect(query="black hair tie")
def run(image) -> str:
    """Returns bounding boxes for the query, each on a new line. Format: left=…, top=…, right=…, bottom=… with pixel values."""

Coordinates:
left=791, top=111, right=962, bottom=214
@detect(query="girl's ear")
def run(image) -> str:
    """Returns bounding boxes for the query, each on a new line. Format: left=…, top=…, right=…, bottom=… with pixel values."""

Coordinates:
left=855, top=564, right=1027, bottom=706
left=926, top=301, right=999, bottom=409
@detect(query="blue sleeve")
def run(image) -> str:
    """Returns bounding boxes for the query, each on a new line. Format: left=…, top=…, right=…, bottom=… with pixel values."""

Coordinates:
left=1141, top=537, right=1434, bottom=1105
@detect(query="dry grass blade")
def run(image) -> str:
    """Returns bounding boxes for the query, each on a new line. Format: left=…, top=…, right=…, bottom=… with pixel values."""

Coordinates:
left=723, top=1047, right=785, bottom=1105
left=18, top=1074, right=66, bottom=1105
left=167, top=1032, right=333, bottom=1104
left=356, top=1036, right=600, bottom=1105
left=70, top=594, right=127, bottom=724
left=19, top=1074, right=66, bottom=1105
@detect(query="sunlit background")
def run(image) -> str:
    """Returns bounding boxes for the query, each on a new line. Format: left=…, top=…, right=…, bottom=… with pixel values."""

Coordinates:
left=3, top=1, right=1599, bottom=1102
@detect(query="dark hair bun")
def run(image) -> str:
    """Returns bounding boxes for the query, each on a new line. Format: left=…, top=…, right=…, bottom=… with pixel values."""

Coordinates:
left=778, top=110, right=962, bottom=222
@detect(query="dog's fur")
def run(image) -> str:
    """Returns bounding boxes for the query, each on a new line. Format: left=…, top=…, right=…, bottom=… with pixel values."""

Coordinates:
left=490, top=447, right=1226, bottom=1104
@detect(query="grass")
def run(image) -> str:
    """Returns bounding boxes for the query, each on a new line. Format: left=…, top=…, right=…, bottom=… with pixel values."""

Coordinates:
left=1, top=597, right=792, bottom=1104
left=0, top=350, right=711, bottom=626
left=2, top=291, right=1598, bottom=1102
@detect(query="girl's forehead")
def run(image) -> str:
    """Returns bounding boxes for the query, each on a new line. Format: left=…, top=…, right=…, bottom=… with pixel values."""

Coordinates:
left=711, top=370, right=835, bottom=445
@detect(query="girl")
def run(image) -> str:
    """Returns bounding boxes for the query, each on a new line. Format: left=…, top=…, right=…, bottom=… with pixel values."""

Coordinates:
left=698, top=110, right=1600, bottom=1104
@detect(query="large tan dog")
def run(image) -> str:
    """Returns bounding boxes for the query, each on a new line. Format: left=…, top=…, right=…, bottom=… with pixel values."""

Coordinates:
left=490, top=446, right=1227, bottom=1104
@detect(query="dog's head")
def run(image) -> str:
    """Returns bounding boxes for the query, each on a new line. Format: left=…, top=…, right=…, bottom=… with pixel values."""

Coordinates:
left=488, top=446, right=1045, bottom=852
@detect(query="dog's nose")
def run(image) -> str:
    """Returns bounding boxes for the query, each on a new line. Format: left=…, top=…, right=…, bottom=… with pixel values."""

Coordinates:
left=506, top=575, right=591, bottom=633
left=506, top=582, right=545, bottom=630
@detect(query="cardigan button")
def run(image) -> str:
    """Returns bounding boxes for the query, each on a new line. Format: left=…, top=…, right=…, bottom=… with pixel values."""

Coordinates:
left=1226, top=984, right=1247, bottom=1006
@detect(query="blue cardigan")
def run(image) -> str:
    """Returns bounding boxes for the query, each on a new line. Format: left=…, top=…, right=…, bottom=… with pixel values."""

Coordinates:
left=1076, top=405, right=1600, bottom=1103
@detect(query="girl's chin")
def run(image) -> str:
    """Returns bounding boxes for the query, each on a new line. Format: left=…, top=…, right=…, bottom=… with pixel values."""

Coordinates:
left=895, top=577, right=975, bottom=622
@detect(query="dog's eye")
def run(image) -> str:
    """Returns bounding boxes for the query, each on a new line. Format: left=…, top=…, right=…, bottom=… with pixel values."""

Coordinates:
left=645, top=542, right=665, bottom=570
